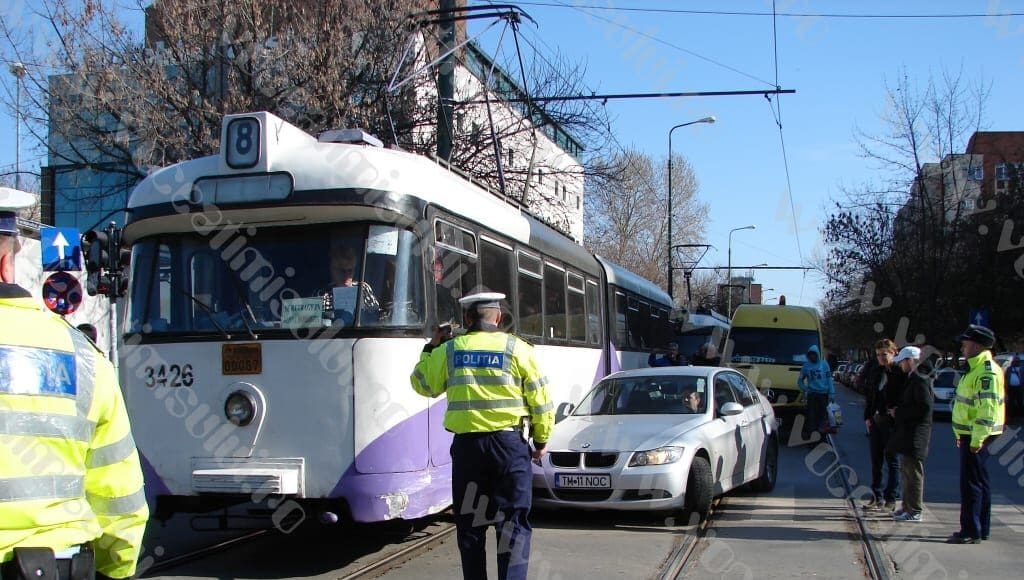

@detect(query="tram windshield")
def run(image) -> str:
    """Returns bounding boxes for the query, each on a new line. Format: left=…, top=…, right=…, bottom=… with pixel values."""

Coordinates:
left=128, top=223, right=424, bottom=335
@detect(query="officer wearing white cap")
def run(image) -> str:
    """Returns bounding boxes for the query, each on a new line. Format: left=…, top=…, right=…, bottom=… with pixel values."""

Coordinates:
left=411, top=291, right=554, bottom=580
left=1, top=188, right=149, bottom=579
left=948, top=324, right=1004, bottom=544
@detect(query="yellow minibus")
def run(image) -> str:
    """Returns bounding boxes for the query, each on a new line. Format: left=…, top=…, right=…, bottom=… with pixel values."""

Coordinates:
left=725, top=301, right=826, bottom=416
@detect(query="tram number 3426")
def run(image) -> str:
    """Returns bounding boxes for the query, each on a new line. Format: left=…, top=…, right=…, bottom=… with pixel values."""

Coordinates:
left=143, top=364, right=195, bottom=388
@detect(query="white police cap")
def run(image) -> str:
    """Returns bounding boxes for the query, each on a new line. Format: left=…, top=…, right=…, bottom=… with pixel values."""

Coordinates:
left=0, top=187, right=37, bottom=235
left=458, top=292, right=506, bottom=309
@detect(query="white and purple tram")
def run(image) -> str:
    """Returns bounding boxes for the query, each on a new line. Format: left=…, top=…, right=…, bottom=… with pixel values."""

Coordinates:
left=120, top=112, right=672, bottom=524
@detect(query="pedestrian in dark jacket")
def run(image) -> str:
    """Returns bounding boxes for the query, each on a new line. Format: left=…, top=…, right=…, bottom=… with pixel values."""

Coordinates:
left=649, top=342, right=687, bottom=367
left=862, top=339, right=905, bottom=511
left=890, top=346, right=933, bottom=522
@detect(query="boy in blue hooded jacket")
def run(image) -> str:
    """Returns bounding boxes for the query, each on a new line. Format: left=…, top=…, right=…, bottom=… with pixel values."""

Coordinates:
left=798, top=345, right=835, bottom=440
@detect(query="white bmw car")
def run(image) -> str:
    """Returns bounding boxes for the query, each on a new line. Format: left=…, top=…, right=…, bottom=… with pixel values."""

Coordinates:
left=532, top=366, right=779, bottom=520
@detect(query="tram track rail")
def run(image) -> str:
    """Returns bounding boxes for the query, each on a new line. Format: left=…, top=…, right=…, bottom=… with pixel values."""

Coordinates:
left=142, top=528, right=274, bottom=577
left=140, top=514, right=455, bottom=579
left=655, top=497, right=722, bottom=579
left=826, top=433, right=892, bottom=580
left=338, top=519, right=456, bottom=579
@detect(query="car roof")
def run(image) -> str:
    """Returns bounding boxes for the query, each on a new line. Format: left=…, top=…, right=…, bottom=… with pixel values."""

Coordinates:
left=602, top=366, right=733, bottom=380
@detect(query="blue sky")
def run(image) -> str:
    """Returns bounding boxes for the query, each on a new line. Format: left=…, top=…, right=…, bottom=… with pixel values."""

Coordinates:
left=2, top=1, right=1023, bottom=309
left=469, top=0, right=1024, bottom=308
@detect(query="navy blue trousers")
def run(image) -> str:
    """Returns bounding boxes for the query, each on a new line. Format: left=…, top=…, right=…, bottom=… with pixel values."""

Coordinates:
left=451, top=431, right=533, bottom=580
left=958, top=435, right=992, bottom=539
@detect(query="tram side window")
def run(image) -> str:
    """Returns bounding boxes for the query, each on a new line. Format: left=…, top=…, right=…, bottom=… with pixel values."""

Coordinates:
left=517, top=251, right=543, bottom=337
left=544, top=264, right=567, bottom=341
left=434, top=220, right=478, bottom=326
left=585, top=279, right=600, bottom=345
left=567, top=273, right=585, bottom=343
left=626, top=297, right=647, bottom=348
left=479, top=239, right=514, bottom=298
left=638, top=300, right=651, bottom=347
left=652, top=306, right=671, bottom=347
left=614, top=291, right=628, bottom=347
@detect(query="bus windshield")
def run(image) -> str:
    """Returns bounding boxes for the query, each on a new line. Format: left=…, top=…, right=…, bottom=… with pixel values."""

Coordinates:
left=728, top=328, right=820, bottom=365
left=128, top=223, right=424, bottom=335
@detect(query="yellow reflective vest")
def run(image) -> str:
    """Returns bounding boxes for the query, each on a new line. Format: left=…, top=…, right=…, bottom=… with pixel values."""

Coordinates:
left=411, top=330, right=554, bottom=443
left=1, top=288, right=149, bottom=578
left=952, top=350, right=1005, bottom=449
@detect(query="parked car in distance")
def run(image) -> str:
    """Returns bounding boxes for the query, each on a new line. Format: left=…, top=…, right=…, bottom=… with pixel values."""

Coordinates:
left=931, top=368, right=960, bottom=417
left=994, top=352, right=1014, bottom=371
left=532, top=366, right=779, bottom=522
left=834, top=363, right=849, bottom=382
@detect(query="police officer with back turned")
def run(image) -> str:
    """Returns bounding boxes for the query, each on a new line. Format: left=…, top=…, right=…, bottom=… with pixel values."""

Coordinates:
left=1, top=188, right=149, bottom=579
left=411, top=292, right=554, bottom=580
left=947, top=324, right=1005, bottom=544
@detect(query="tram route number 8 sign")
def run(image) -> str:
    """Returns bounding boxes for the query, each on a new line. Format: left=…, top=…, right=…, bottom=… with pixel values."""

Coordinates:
left=42, top=271, right=84, bottom=316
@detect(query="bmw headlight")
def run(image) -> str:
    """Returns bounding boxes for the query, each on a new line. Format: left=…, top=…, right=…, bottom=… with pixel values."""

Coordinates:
left=628, top=446, right=683, bottom=467
left=224, top=391, right=257, bottom=426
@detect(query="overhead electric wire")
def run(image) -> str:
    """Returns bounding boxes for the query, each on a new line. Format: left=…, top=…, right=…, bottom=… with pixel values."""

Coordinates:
left=767, top=0, right=806, bottom=304
left=505, top=1, right=1024, bottom=19
left=480, top=1, right=634, bottom=160
left=554, top=0, right=776, bottom=87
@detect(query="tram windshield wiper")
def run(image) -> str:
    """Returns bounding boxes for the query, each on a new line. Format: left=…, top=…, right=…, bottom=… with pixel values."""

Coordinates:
left=173, top=286, right=231, bottom=340
left=228, top=274, right=259, bottom=340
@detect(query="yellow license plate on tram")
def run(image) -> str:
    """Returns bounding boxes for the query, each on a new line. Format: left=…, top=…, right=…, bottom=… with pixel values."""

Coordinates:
left=222, top=343, right=262, bottom=375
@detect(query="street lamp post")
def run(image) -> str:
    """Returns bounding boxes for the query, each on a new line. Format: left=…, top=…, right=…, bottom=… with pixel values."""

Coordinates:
left=668, top=115, right=715, bottom=303
left=9, top=62, right=26, bottom=192
left=727, top=224, right=755, bottom=316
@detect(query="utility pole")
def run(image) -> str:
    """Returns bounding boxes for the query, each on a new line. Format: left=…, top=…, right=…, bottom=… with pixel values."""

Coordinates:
left=9, top=62, right=26, bottom=191
left=437, top=0, right=456, bottom=161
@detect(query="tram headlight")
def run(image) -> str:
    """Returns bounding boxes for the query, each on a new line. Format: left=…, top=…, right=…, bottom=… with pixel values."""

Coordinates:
left=225, top=391, right=257, bottom=426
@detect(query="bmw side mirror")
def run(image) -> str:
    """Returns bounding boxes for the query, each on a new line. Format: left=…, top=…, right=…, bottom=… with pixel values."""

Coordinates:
left=555, top=402, right=575, bottom=423
left=720, top=402, right=744, bottom=417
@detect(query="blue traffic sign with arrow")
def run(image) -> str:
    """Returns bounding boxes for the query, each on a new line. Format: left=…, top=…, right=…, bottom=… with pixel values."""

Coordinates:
left=969, top=309, right=990, bottom=328
left=40, top=227, right=82, bottom=272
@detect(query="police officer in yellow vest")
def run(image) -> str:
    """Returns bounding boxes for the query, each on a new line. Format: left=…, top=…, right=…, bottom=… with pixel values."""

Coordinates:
left=411, top=292, right=553, bottom=580
left=948, top=324, right=1004, bottom=545
left=0, top=188, right=149, bottom=579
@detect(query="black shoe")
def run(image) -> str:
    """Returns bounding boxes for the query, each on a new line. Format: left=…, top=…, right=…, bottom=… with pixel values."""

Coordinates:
left=981, top=535, right=990, bottom=541
left=947, top=532, right=980, bottom=544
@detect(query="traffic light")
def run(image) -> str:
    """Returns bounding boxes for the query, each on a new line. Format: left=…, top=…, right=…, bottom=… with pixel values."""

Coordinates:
left=81, top=223, right=129, bottom=298
left=82, top=229, right=110, bottom=277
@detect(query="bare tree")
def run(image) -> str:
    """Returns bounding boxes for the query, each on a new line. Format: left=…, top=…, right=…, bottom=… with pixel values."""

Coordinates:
left=584, top=148, right=707, bottom=300
left=821, top=67, right=990, bottom=345
left=0, top=0, right=613, bottom=231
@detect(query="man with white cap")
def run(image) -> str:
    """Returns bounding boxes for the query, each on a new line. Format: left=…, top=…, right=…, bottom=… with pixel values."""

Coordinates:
left=948, top=324, right=1004, bottom=544
left=888, top=345, right=933, bottom=523
left=1, top=188, right=149, bottom=579
left=411, top=291, right=554, bottom=580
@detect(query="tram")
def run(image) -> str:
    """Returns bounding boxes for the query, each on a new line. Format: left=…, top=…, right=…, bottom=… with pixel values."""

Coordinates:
left=120, top=112, right=671, bottom=524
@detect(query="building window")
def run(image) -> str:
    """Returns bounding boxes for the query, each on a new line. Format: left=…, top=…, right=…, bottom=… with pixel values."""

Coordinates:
left=968, top=164, right=983, bottom=181
left=537, top=168, right=544, bottom=184
left=991, top=163, right=1007, bottom=182
left=507, top=147, right=514, bottom=167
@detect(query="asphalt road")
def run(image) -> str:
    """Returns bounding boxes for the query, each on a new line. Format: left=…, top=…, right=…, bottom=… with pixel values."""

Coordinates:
left=136, top=384, right=1023, bottom=579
